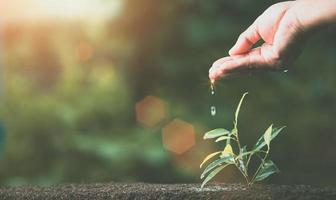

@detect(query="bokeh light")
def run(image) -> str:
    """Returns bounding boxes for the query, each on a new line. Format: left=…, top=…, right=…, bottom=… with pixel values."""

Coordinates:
left=162, top=118, right=195, bottom=155
left=135, top=96, right=167, bottom=128
left=76, top=41, right=93, bottom=61
left=2, top=0, right=123, bottom=23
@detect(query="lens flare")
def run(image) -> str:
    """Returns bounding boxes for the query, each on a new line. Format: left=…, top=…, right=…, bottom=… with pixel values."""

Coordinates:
left=135, top=96, right=167, bottom=128
left=162, top=119, right=195, bottom=155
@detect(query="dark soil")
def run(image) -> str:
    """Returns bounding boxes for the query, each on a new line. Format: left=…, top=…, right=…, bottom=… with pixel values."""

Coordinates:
left=0, top=183, right=335, bottom=200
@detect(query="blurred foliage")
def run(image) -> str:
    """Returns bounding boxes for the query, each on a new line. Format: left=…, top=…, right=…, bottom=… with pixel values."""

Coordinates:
left=0, top=0, right=335, bottom=186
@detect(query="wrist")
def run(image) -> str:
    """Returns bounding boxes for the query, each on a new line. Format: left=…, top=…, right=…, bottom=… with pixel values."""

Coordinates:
left=293, top=0, right=336, bottom=31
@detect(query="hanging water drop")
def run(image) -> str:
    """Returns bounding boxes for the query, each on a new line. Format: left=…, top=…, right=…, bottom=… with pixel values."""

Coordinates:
left=210, top=80, right=217, bottom=116
left=210, top=83, right=215, bottom=95
left=210, top=106, right=216, bottom=116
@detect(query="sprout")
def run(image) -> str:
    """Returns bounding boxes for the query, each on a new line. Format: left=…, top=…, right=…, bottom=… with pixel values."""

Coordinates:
left=200, top=92, right=285, bottom=188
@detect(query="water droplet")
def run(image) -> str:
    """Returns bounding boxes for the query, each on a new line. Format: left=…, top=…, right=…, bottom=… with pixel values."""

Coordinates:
left=210, top=80, right=216, bottom=117
left=283, top=69, right=288, bottom=73
left=210, top=83, right=215, bottom=95
left=210, top=106, right=216, bottom=116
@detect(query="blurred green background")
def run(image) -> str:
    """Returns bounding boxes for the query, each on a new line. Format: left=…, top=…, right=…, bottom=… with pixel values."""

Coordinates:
left=0, top=0, right=335, bottom=186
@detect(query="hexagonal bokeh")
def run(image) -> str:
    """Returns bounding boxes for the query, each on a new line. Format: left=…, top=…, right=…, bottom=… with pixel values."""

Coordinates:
left=162, top=118, right=195, bottom=155
left=135, top=96, right=167, bottom=128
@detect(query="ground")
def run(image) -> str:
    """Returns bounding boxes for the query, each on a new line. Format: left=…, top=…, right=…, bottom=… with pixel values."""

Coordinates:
left=0, top=183, right=335, bottom=200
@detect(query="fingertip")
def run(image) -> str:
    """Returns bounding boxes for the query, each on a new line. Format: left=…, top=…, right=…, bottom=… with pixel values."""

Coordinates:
left=229, top=36, right=255, bottom=56
left=209, top=68, right=219, bottom=81
left=209, top=65, right=215, bottom=74
left=228, top=44, right=243, bottom=56
left=209, top=67, right=227, bottom=81
left=208, top=72, right=216, bottom=81
left=229, top=41, right=239, bottom=55
left=210, top=56, right=234, bottom=80
left=228, top=48, right=235, bottom=56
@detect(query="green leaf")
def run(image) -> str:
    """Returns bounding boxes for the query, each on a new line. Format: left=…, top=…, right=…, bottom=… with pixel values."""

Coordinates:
left=234, top=92, right=248, bottom=128
left=201, top=164, right=230, bottom=188
left=235, top=150, right=254, bottom=160
left=203, top=128, right=230, bottom=139
left=231, top=128, right=238, bottom=135
left=200, top=151, right=221, bottom=168
left=227, top=128, right=237, bottom=145
left=222, top=144, right=235, bottom=157
left=219, top=154, right=235, bottom=162
left=215, top=136, right=231, bottom=142
left=200, top=156, right=234, bottom=179
left=255, top=160, right=279, bottom=182
left=253, top=126, right=286, bottom=151
left=263, top=124, right=273, bottom=148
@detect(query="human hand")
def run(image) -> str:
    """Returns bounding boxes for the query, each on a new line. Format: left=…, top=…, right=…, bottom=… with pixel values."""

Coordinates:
left=209, top=0, right=336, bottom=81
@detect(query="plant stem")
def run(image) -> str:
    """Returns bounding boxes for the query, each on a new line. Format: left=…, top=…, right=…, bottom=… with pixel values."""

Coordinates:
left=246, top=154, right=252, bottom=168
left=242, top=172, right=250, bottom=185
left=251, top=149, right=269, bottom=183
left=234, top=129, right=251, bottom=185
left=246, top=150, right=267, bottom=168
left=235, top=162, right=250, bottom=185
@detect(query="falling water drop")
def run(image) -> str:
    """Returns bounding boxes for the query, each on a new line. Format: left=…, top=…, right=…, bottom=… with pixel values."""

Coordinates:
left=210, top=106, right=216, bottom=116
left=210, top=81, right=216, bottom=116
left=210, top=83, right=215, bottom=95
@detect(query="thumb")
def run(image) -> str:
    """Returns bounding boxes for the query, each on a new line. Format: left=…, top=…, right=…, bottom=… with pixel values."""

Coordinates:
left=229, top=21, right=261, bottom=56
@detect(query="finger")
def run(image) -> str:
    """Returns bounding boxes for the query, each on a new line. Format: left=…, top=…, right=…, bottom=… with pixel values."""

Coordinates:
left=209, top=56, right=232, bottom=74
left=210, top=48, right=268, bottom=80
left=212, top=56, right=232, bottom=68
left=209, top=57, right=232, bottom=81
left=229, top=20, right=261, bottom=56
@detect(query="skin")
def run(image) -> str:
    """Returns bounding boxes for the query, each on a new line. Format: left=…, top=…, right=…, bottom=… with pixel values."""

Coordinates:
left=209, top=0, right=336, bottom=81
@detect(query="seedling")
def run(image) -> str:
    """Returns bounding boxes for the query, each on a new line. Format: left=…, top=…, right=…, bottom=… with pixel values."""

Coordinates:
left=200, top=92, right=285, bottom=188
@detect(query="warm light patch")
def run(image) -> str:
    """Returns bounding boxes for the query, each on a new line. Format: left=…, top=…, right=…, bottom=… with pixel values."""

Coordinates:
left=2, top=0, right=123, bottom=23
left=162, top=119, right=195, bottom=155
left=76, top=41, right=93, bottom=61
left=91, top=66, right=115, bottom=86
left=173, top=128, right=212, bottom=173
left=135, top=96, right=167, bottom=128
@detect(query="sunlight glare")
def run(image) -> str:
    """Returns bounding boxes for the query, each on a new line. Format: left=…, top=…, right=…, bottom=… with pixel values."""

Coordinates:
left=2, top=0, right=123, bottom=22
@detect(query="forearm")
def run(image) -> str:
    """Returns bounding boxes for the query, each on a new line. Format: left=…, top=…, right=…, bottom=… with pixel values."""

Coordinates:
left=293, top=0, right=336, bottom=31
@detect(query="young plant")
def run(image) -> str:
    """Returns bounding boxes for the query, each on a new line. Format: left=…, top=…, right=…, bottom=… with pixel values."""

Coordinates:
left=200, top=92, right=285, bottom=188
